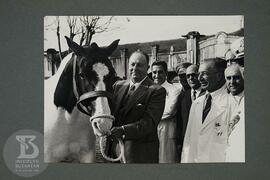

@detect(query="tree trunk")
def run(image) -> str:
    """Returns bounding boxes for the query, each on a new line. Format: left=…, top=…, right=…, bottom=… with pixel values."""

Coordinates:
left=79, top=32, right=85, bottom=46
left=85, top=30, right=90, bottom=45
left=57, top=26, right=62, bottom=61
left=87, top=32, right=94, bottom=45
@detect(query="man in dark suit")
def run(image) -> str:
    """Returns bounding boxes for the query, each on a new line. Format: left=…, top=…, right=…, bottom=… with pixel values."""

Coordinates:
left=109, top=50, right=166, bottom=163
left=176, top=64, right=205, bottom=154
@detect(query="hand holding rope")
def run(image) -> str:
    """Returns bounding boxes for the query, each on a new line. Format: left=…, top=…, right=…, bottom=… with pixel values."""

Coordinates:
left=90, top=114, right=126, bottom=163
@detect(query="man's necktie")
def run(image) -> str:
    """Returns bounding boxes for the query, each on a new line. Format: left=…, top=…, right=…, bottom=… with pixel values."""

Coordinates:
left=126, top=84, right=136, bottom=101
left=192, top=90, right=197, bottom=101
left=128, top=84, right=136, bottom=95
left=202, top=93, right=212, bottom=123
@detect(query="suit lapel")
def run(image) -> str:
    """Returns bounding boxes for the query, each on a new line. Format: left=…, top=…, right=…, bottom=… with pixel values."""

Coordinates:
left=185, top=89, right=192, bottom=105
left=114, top=81, right=129, bottom=115
left=201, top=100, right=226, bottom=130
left=124, top=78, right=151, bottom=116
left=194, top=96, right=204, bottom=126
left=199, top=89, right=206, bottom=97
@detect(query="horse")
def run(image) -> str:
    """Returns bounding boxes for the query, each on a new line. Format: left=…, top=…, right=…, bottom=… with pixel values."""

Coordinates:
left=44, top=37, right=120, bottom=163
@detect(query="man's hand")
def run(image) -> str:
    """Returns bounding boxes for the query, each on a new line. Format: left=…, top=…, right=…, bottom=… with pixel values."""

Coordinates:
left=110, top=127, right=124, bottom=139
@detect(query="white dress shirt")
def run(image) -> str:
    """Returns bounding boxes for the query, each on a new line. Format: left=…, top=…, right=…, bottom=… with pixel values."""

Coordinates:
left=129, top=76, right=148, bottom=91
left=191, top=87, right=203, bottom=101
left=160, top=81, right=181, bottom=119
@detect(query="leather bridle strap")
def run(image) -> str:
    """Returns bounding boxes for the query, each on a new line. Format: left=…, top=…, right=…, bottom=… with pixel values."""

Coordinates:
left=79, top=91, right=112, bottom=101
left=76, top=91, right=113, bottom=116
left=72, top=56, right=79, bottom=100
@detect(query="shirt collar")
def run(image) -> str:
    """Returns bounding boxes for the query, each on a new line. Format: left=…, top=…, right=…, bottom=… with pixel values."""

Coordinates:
left=191, top=87, right=202, bottom=98
left=130, top=76, right=147, bottom=89
left=208, top=84, right=227, bottom=99
left=161, top=81, right=170, bottom=88
left=192, top=86, right=202, bottom=94
left=231, top=90, right=244, bottom=103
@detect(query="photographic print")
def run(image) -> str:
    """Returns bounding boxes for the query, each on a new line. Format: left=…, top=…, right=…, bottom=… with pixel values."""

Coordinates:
left=43, top=16, right=244, bottom=163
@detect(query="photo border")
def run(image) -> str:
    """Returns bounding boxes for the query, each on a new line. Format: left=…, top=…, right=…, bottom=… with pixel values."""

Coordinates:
left=1, top=0, right=270, bottom=179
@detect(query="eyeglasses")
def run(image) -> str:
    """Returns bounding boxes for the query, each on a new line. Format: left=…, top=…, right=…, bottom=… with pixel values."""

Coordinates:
left=198, top=71, right=220, bottom=77
left=178, top=74, right=186, bottom=79
left=186, top=73, right=198, bottom=79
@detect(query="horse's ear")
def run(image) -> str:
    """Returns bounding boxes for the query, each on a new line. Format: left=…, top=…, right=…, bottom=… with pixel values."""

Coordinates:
left=105, top=39, right=120, bottom=56
left=65, top=36, right=84, bottom=56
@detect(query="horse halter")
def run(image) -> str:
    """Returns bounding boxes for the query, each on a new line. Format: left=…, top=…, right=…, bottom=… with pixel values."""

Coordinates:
left=72, top=56, right=113, bottom=117
left=71, top=56, right=126, bottom=163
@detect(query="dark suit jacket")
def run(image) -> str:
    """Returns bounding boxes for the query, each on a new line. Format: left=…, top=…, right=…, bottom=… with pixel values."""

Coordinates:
left=111, top=77, right=166, bottom=163
left=176, top=88, right=205, bottom=149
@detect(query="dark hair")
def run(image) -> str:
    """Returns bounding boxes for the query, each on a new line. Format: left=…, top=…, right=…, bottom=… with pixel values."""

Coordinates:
left=202, top=58, right=227, bottom=72
left=151, top=61, right=168, bottom=73
left=176, top=62, right=192, bottom=74
left=130, top=50, right=150, bottom=65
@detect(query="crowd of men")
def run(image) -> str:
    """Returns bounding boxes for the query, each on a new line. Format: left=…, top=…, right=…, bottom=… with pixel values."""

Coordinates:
left=107, top=47, right=245, bottom=163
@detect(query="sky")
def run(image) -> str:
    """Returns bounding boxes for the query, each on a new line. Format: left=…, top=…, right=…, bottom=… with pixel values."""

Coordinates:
left=44, top=16, right=243, bottom=51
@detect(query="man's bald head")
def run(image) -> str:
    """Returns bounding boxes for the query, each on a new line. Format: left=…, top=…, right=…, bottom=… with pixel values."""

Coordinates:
left=225, top=64, right=244, bottom=95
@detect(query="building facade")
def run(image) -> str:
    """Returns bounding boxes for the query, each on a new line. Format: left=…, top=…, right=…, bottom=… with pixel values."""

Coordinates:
left=44, top=29, right=244, bottom=79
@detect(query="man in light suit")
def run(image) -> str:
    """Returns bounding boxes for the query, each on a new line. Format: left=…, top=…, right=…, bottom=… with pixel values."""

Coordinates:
left=181, top=58, right=229, bottom=163
left=109, top=50, right=166, bottom=163
left=177, top=64, right=205, bottom=154
left=225, top=64, right=245, bottom=162
left=151, top=61, right=181, bottom=163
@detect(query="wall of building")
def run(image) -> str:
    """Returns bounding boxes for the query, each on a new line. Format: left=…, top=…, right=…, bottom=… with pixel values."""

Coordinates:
left=44, top=30, right=243, bottom=79
left=44, top=54, right=53, bottom=79
left=199, top=32, right=241, bottom=63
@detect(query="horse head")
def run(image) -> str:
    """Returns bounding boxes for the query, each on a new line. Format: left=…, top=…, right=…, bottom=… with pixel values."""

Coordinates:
left=54, top=37, right=120, bottom=136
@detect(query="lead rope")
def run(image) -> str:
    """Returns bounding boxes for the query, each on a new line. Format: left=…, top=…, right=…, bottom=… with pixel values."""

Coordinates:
left=90, top=115, right=126, bottom=163
left=99, top=136, right=126, bottom=163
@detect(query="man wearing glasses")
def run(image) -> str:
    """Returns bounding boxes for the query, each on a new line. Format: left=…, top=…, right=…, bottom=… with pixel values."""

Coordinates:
left=176, top=64, right=205, bottom=157
left=181, top=58, right=229, bottom=163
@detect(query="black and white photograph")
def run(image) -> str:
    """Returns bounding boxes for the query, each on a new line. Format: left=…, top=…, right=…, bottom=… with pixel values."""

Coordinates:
left=2, top=0, right=270, bottom=179
left=44, top=16, right=245, bottom=163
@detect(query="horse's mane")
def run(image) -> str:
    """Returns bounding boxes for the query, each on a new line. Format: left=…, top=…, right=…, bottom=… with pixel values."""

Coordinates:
left=45, top=53, right=73, bottom=89
left=52, top=54, right=77, bottom=113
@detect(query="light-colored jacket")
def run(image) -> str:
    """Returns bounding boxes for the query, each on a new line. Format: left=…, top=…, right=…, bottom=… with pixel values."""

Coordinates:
left=226, top=93, right=245, bottom=162
left=181, top=85, right=229, bottom=163
left=161, top=81, right=181, bottom=119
